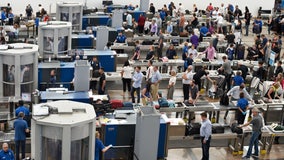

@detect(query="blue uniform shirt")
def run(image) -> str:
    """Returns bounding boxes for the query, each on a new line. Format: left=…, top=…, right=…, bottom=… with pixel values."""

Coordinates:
left=0, top=149, right=14, bottom=160
left=15, top=106, right=30, bottom=117
left=200, top=27, right=208, bottom=36
left=14, top=118, right=28, bottom=141
left=116, top=35, right=126, bottom=43
left=237, top=98, right=249, bottom=111
left=233, top=75, right=244, bottom=86
left=95, top=138, right=105, bottom=160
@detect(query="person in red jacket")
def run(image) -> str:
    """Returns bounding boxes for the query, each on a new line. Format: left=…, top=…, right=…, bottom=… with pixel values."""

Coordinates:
left=137, top=14, right=146, bottom=34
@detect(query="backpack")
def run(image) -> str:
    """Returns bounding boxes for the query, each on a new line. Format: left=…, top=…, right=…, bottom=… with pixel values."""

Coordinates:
left=219, top=93, right=229, bottom=106
left=231, top=122, right=243, bottom=134
left=253, top=24, right=260, bottom=34
left=226, top=48, right=234, bottom=60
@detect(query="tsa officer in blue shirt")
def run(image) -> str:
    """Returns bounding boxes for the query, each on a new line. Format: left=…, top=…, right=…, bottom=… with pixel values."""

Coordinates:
left=0, top=143, right=14, bottom=160
left=236, top=92, right=249, bottom=124
left=114, top=32, right=126, bottom=43
left=200, top=112, right=212, bottom=160
left=114, top=31, right=127, bottom=53
left=15, top=100, right=30, bottom=117
left=14, top=112, right=29, bottom=160
left=95, top=131, right=112, bottom=160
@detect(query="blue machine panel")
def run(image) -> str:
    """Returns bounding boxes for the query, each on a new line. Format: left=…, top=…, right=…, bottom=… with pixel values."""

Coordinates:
left=72, top=35, right=94, bottom=49
left=82, top=16, right=109, bottom=30
left=102, top=114, right=168, bottom=159
left=40, top=91, right=90, bottom=103
left=38, top=62, right=75, bottom=90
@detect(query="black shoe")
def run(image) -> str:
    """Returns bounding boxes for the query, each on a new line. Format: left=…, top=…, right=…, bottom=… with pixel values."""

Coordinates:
left=252, top=154, right=259, bottom=158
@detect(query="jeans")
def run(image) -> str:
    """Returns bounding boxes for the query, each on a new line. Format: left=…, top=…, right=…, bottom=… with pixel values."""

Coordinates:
left=122, top=78, right=131, bottom=92
left=183, top=84, right=190, bottom=100
left=245, top=25, right=249, bottom=36
left=201, top=136, right=211, bottom=160
left=268, top=26, right=272, bottom=35
left=15, top=140, right=26, bottom=160
left=245, top=131, right=260, bottom=157
left=131, top=87, right=141, bottom=103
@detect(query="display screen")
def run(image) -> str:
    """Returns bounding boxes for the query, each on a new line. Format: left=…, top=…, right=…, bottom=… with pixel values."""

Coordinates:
left=43, top=37, right=54, bottom=54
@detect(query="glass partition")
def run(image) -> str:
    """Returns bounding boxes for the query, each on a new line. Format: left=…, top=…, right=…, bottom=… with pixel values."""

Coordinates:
left=3, top=64, right=15, bottom=96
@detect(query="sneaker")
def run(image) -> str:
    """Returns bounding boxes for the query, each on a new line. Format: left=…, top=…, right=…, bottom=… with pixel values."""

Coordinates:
left=252, top=154, right=259, bottom=158
left=242, top=156, right=249, bottom=159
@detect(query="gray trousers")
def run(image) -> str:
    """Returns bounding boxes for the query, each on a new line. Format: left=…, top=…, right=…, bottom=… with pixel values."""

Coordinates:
left=167, top=86, right=175, bottom=99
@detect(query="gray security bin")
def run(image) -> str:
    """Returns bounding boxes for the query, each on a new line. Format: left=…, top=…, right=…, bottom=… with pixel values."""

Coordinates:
left=134, top=107, right=161, bottom=160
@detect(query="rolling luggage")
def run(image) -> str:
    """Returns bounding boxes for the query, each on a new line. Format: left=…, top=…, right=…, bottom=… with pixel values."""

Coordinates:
left=123, top=102, right=133, bottom=108
left=110, top=99, right=123, bottom=109
left=212, top=124, right=225, bottom=133
left=185, top=123, right=201, bottom=136
left=220, top=93, right=229, bottom=106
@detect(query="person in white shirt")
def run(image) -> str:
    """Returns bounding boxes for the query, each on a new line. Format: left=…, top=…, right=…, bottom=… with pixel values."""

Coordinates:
left=219, top=3, right=226, bottom=16
left=188, top=45, right=198, bottom=59
left=227, top=84, right=252, bottom=101
left=167, top=70, right=177, bottom=99
left=121, top=61, right=133, bottom=96
left=215, top=13, right=224, bottom=33
left=178, top=3, right=184, bottom=15
left=144, top=17, right=151, bottom=34
left=146, top=60, right=154, bottom=81
left=134, top=5, right=140, bottom=11
left=182, top=65, right=194, bottom=100
left=126, top=12, right=133, bottom=29
left=172, top=6, right=178, bottom=18
left=212, top=8, right=218, bottom=19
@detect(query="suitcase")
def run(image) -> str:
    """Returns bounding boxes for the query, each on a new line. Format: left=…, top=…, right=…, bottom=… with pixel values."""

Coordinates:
left=220, top=93, right=229, bottom=106
left=212, top=124, right=225, bottom=133
left=123, top=102, right=133, bottom=108
left=179, top=32, right=189, bottom=37
left=185, top=123, right=201, bottom=136
left=110, top=99, right=123, bottom=109
left=142, top=40, right=153, bottom=45
left=231, top=122, right=243, bottom=134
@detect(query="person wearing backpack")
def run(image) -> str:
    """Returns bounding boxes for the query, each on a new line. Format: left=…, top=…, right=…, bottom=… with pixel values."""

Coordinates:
left=226, top=44, right=235, bottom=60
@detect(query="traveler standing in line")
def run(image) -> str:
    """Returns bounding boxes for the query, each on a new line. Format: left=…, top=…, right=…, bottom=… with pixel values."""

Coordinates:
left=121, top=61, right=133, bottom=96
left=150, top=66, right=162, bottom=101
left=200, top=112, right=212, bottom=160
left=98, top=67, right=106, bottom=95
left=167, top=70, right=177, bottom=99
left=182, top=66, right=193, bottom=101
left=131, top=66, right=143, bottom=104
